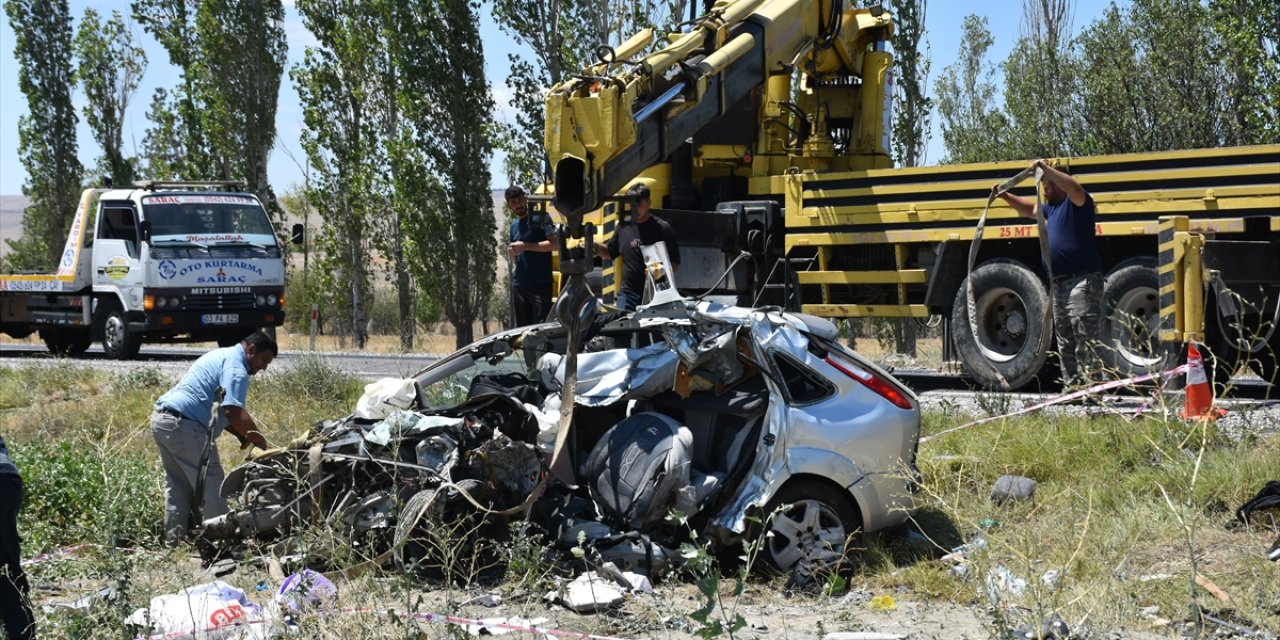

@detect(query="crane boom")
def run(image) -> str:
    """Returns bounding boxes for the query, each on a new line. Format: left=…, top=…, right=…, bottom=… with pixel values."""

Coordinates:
left=545, top=0, right=893, bottom=218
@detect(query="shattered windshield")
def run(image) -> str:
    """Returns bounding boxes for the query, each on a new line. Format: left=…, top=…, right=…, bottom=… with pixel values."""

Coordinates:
left=418, top=338, right=560, bottom=409
left=141, top=194, right=277, bottom=245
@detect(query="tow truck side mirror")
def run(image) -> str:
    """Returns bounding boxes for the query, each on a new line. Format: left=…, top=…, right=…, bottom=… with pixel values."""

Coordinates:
left=291, top=223, right=305, bottom=245
left=140, top=220, right=152, bottom=243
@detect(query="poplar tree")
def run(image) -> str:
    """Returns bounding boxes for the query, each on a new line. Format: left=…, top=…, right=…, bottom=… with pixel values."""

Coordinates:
left=4, top=0, right=83, bottom=271
left=934, top=15, right=1010, bottom=163
left=194, top=0, right=288, bottom=205
left=75, top=8, right=147, bottom=187
left=292, top=0, right=381, bottom=348
left=405, top=0, right=496, bottom=349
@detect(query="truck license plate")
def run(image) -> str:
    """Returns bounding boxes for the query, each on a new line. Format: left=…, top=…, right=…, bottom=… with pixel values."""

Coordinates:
left=201, top=314, right=239, bottom=325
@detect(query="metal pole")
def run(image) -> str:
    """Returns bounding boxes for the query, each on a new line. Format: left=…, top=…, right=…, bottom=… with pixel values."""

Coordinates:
left=309, top=304, right=319, bottom=351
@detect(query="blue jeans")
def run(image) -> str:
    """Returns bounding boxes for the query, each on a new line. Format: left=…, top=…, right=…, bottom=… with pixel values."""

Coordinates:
left=1052, top=272, right=1104, bottom=385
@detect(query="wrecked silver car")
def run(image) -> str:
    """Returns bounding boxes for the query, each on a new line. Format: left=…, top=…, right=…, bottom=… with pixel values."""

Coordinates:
left=204, top=299, right=922, bottom=583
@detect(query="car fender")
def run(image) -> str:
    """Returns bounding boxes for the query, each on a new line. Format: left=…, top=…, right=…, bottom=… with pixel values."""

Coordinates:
left=784, top=447, right=882, bottom=532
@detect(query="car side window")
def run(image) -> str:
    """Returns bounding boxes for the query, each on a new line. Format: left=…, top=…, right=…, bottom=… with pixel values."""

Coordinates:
left=770, top=351, right=834, bottom=404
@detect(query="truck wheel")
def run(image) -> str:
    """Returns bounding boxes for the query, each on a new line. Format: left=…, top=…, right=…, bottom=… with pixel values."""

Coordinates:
left=1201, top=292, right=1248, bottom=394
left=950, top=261, right=1051, bottom=390
left=99, top=304, right=141, bottom=360
left=40, top=328, right=92, bottom=357
left=1102, top=259, right=1171, bottom=377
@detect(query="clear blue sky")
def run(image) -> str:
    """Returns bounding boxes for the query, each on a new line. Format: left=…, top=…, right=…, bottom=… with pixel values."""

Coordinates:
left=0, top=0, right=1122, bottom=197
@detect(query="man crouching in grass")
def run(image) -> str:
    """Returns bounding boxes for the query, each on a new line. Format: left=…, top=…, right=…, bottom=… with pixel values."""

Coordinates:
left=151, top=331, right=276, bottom=546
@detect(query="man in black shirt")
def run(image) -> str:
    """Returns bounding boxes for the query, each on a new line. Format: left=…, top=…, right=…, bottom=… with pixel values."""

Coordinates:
left=596, top=184, right=680, bottom=310
left=0, top=435, right=33, bottom=640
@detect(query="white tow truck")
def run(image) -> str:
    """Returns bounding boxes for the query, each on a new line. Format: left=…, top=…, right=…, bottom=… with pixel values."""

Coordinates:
left=0, top=180, right=296, bottom=359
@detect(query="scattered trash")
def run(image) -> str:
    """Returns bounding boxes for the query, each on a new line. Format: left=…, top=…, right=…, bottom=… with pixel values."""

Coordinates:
left=979, top=518, right=1001, bottom=529
left=985, top=565, right=1027, bottom=601
left=822, top=633, right=907, bottom=640
left=124, top=580, right=273, bottom=640
left=276, top=569, right=337, bottom=613
left=253, top=581, right=270, bottom=592
left=1040, top=569, right=1062, bottom=590
left=1193, top=572, right=1232, bottom=603
left=940, top=536, right=986, bottom=563
left=950, top=564, right=968, bottom=579
left=41, top=586, right=117, bottom=615
left=1269, top=536, right=1280, bottom=562
left=1136, top=573, right=1174, bottom=582
left=547, top=572, right=627, bottom=613
left=868, top=594, right=896, bottom=611
left=1009, top=613, right=1070, bottom=639
left=1234, top=479, right=1280, bottom=528
left=462, top=593, right=504, bottom=607
left=990, top=475, right=1037, bottom=503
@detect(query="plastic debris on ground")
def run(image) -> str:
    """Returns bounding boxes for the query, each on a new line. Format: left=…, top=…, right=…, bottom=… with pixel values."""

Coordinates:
left=41, top=586, right=117, bottom=615
left=275, top=569, right=337, bottom=614
left=124, top=580, right=275, bottom=640
left=546, top=572, right=628, bottom=613
left=867, top=594, right=896, bottom=611
left=821, top=633, right=908, bottom=640
left=985, top=565, right=1028, bottom=602
left=462, top=593, right=503, bottom=607
left=1008, top=614, right=1071, bottom=639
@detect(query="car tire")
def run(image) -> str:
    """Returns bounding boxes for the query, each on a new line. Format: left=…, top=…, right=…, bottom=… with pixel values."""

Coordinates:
left=759, top=479, right=861, bottom=580
left=1103, top=258, right=1171, bottom=377
left=99, top=303, right=141, bottom=360
left=393, top=481, right=504, bottom=582
left=950, top=260, right=1051, bottom=390
left=40, top=328, right=92, bottom=357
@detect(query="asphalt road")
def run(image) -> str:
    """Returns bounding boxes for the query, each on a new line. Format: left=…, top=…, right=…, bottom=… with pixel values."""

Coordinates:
left=0, top=343, right=443, bottom=381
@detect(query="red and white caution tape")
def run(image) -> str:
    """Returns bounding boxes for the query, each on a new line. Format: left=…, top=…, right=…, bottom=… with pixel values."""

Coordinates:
left=23, top=543, right=139, bottom=567
left=921, top=364, right=1190, bottom=443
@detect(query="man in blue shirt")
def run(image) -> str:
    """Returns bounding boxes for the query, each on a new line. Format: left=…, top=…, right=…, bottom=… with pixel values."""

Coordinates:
left=994, top=159, right=1104, bottom=386
left=506, top=186, right=558, bottom=327
left=0, top=435, right=33, bottom=640
left=152, top=331, right=277, bottom=544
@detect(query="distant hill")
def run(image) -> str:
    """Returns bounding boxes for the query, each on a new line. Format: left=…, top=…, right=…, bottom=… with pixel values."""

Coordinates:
left=0, top=195, right=30, bottom=249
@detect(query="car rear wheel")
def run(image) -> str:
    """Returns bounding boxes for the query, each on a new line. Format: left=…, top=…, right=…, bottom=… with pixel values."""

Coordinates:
left=951, top=260, right=1051, bottom=390
left=760, top=480, right=861, bottom=579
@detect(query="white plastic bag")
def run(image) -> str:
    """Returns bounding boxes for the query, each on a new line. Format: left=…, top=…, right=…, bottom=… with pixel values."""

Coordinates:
left=125, top=580, right=274, bottom=640
left=354, top=377, right=418, bottom=420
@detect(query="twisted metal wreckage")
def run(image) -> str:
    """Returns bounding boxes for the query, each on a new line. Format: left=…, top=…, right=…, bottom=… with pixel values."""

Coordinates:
left=202, top=235, right=921, bottom=586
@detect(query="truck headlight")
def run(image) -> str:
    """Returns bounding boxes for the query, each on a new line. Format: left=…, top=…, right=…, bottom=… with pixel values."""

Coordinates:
left=267, top=294, right=278, bottom=306
left=256, top=294, right=267, bottom=307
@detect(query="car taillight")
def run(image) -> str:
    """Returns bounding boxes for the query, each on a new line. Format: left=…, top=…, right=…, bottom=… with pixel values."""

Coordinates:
left=824, top=355, right=915, bottom=410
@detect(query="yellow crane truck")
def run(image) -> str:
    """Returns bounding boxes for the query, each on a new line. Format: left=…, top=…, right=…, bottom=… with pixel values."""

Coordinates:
left=541, top=0, right=1280, bottom=391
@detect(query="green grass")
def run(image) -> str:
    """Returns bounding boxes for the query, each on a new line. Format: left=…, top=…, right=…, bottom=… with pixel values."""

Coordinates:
left=4, top=360, right=1278, bottom=637
left=856, top=409, right=1280, bottom=634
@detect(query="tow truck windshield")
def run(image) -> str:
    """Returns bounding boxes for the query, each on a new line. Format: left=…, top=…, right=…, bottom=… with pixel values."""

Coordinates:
left=141, top=194, right=276, bottom=245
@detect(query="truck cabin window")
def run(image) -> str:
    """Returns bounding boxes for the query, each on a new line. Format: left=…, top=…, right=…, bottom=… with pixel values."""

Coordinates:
left=98, top=207, right=139, bottom=257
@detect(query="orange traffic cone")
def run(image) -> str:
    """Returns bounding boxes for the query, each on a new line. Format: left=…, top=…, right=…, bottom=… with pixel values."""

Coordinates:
left=1183, top=343, right=1226, bottom=421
